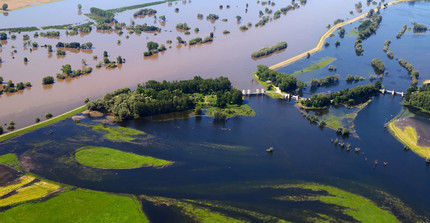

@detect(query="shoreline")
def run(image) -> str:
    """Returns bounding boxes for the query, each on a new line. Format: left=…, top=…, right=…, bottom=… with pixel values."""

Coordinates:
left=268, top=0, right=413, bottom=70
left=0, top=105, right=86, bottom=142
left=388, top=118, right=430, bottom=159
left=0, top=0, right=61, bottom=13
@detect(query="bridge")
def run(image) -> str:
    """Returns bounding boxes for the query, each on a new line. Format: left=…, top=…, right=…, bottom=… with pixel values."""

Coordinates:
left=242, top=87, right=304, bottom=101
left=380, top=89, right=404, bottom=97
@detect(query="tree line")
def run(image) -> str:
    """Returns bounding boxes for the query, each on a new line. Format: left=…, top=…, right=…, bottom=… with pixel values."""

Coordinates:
left=355, top=13, right=382, bottom=55
left=405, top=84, right=430, bottom=113
left=252, top=41, right=287, bottom=58
left=86, top=76, right=243, bottom=120
left=254, top=65, right=297, bottom=92
left=301, top=82, right=381, bottom=108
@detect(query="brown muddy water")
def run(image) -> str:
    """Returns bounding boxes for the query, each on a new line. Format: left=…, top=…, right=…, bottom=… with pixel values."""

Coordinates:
left=0, top=0, right=386, bottom=129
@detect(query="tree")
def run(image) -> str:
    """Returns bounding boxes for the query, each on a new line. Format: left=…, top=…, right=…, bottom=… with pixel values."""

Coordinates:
left=2, top=4, right=7, bottom=11
left=35, top=117, right=40, bottom=123
left=103, top=51, right=108, bottom=57
left=147, top=41, right=159, bottom=51
left=117, top=56, right=123, bottom=64
left=77, top=4, right=82, bottom=10
left=159, top=15, right=166, bottom=21
left=0, top=126, right=3, bottom=135
left=45, top=113, right=53, bottom=119
left=61, top=64, right=72, bottom=75
left=42, top=76, right=54, bottom=85
left=371, top=58, right=385, bottom=74
left=236, top=15, right=241, bottom=21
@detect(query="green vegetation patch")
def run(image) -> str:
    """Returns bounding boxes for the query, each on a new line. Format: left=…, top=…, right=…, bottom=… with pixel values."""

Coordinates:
left=273, top=184, right=399, bottom=223
left=0, top=189, right=149, bottom=223
left=0, top=175, right=35, bottom=197
left=79, top=124, right=146, bottom=142
left=41, top=24, right=72, bottom=30
left=142, top=195, right=245, bottom=223
left=107, top=1, right=166, bottom=13
left=290, top=57, right=336, bottom=76
left=75, top=146, right=172, bottom=169
left=0, top=27, right=39, bottom=32
left=0, top=153, right=24, bottom=171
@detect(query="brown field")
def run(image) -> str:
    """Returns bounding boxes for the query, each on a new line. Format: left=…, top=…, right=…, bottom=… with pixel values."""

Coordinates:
left=0, top=0, right=60, bottom=12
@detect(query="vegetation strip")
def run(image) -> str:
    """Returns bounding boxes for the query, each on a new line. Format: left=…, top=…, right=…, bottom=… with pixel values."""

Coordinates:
left=273, top=184, right=399, bottom=222
left=0, top=105, right=86, bottom=142
left=75, top=146, right=173, bottom=169
left=268, top=0, right=412, bottom=70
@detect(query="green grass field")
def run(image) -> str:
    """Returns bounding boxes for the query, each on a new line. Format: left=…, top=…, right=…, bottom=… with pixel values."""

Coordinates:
left=290, top=57, right=336, bottom=76
left=275, top=184, right=399, bottom=223
left=75, top=146, right=172, bottom=169
left=0, top=189, right=149, bottom=223
left=0, top=153, right=25, bottom=171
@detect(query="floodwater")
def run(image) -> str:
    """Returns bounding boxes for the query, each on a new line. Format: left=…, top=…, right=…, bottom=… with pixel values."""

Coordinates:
left=0, top=95, right=429, bottom=220
left=0, top=0, right=388, bottom=128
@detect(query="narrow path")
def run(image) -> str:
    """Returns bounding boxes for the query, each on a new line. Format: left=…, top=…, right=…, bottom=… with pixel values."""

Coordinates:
left=269, top=0, right=411, bottom=70
left=0, top=105, right=86, bottom=142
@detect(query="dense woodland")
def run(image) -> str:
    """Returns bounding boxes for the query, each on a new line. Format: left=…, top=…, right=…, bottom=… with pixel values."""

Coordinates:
left=355, top=12, right=382, bottom=55
left=87, top=77, right=243, bottom=120
left=405, top=84, right=430, bottom=112
left=254, top=65, right=297, bottom=92
left=301, top=82, right=381, bottom=108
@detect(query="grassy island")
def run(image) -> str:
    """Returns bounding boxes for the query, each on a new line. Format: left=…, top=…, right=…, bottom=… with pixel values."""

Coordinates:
left=75, top=146, right=173, bottom=169
left=78, top=124, right=146, bottom=142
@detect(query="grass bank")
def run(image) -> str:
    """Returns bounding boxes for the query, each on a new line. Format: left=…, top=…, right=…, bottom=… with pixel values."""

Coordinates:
left=388, top=120, right=430, bottom=158
left=275, top=184, right=399, bottom=223
left=290, top=57, right=336, bottom=76
left=75, top=146, right=173, bottom=169
left=0, top=189, right=149, bottom=223
left=0, top=105, right=86, bottom=143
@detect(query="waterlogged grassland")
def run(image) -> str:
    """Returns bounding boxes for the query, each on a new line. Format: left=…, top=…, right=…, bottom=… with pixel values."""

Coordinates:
left=0, top=189, right=149, bottom=223
left=0, top=181, right=60, bottom=207
left=273, top=184, right=399, bottom=223
left=0, top=153, right=25, bottom=171
left=389, top=122, right=430, bottom=158
left=78, top=124, right=146, bottom=142
left=0, top=175, right=35, bottom=197
left=290, top=57, right=336, bottom=76
left=141, top=195, right=245, bottom=223
left=75, top=146, right=172, bottom=169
